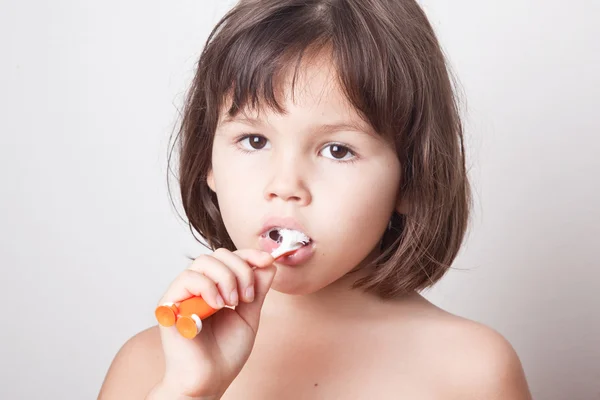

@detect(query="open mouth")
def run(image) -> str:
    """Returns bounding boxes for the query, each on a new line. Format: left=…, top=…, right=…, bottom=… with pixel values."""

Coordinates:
left=263, top=227, right=311, bottom=245
left=261, top=227, right=312, bottom=259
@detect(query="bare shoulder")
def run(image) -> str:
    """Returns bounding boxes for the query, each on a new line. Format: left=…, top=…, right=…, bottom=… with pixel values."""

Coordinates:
left=388, top=295, right=533, bottom=399
left=430, top=314, right=532, bottom=399
left=97, top=325, right=164, bottom=399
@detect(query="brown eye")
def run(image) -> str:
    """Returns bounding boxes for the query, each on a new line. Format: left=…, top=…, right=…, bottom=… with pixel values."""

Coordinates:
left=249, top=135, right=267, bottom=149
left=321, top=143, right=355, bottom=161
left=240, top=135, right=270, bottom=150
left=330, top=145, right=349, bottom=159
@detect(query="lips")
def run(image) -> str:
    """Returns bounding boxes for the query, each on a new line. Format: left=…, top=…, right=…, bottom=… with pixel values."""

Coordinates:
left=259, top=227, right=312, bottom=254
left=258, top=216, right=315, bottom=265
left=258, top=234, right=315, bottom=266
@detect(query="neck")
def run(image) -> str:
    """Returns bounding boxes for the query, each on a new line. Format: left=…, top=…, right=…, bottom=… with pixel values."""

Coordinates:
left=262, top=269, right=375, bottom=321
left=262, top=251, right=421, bottom=322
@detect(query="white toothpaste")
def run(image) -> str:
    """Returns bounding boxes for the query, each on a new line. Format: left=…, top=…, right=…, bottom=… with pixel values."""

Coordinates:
left=270, top=228, right=311, bottom=259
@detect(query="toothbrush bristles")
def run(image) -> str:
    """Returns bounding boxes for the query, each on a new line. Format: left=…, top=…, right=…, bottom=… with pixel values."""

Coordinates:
left=270, top=228, right=310, bottom=259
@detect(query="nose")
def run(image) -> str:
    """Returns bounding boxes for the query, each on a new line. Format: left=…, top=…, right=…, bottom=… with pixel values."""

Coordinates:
left=263, top=156, right=312, bottom=206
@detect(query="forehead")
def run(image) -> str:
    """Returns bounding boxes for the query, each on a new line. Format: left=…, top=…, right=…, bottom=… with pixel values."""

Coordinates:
left=219, top=52, right=370, bottom=129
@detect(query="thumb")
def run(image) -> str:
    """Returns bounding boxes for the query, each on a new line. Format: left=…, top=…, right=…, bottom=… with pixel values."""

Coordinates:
left=235, top=264, right=277, bottom=333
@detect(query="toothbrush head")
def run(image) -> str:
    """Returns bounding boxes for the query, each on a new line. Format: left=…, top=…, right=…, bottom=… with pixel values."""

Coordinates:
left=270, top=228, right=311, bottom=259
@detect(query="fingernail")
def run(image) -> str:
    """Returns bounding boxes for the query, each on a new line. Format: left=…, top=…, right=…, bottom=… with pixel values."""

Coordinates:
left=230, top=289, right=239, bottom=306
left=216, top=294, right=225, bottom=308
left=245, top=286, right=255, bottom=302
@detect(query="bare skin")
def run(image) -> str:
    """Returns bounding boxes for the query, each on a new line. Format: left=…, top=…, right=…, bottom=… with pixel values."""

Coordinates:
left=99, top=268, right=531, bottom=399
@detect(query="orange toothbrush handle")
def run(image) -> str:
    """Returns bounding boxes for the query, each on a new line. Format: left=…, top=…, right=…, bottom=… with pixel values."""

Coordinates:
left=155, top=296, right=220, bottom=339
left=155, top=303, right=179, bottom=327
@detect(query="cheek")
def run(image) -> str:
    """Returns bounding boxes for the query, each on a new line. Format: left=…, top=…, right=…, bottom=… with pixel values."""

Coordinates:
left=324, top=162, right=399, bottom=221
left=210, top=149, right=264, bottom=246
left=212, top=147, right=262, bottom=195
left=315, top=162, right=400, bottom=255
left=212, top=142, right=268, bottom=177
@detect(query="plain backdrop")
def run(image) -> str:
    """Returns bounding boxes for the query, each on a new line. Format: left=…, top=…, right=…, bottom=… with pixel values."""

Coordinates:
left=1, top=0, right=598, bottom=399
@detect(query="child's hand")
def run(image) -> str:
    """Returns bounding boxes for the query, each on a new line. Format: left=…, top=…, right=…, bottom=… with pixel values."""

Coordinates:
left=152, top=248, right=276, bottom=399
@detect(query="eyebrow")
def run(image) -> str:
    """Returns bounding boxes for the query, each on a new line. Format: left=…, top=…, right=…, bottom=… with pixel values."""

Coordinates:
left=219, top=115, right=375, bottom=136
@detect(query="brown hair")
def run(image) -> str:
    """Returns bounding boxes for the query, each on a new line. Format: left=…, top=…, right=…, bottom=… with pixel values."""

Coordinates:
left=167, top=0, right=472, bottom=298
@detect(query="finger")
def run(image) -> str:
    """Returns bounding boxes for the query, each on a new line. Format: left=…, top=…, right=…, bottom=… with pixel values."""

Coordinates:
left=158, top=268, right=225, bottom=311
left=235, top=264, right=277, bottom=333
left=187, top=254, right=240, bottom=307
left=232, top=249, right=274, bottom=269
left=211, top=248, right=257, bottom=303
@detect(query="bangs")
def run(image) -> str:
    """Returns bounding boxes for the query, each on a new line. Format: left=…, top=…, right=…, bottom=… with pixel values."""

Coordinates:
left=201, top=1, right=421, bottom=141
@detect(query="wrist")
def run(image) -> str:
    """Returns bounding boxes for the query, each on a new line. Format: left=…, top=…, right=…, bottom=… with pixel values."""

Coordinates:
left=146, top=381, right=219, bottom=400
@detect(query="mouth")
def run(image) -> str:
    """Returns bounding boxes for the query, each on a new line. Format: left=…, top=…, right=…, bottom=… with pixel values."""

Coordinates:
left=262, top=227, right=311, bottom=246
left=258, top=221, right=315, bottom=265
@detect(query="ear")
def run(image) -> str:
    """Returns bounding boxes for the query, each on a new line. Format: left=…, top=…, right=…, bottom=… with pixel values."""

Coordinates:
left=395, top=194, right=410, bottom=215
left=207, top=169, right=216, bottom=192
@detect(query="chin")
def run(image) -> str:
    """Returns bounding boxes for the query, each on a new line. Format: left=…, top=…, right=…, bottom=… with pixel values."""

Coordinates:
left=270, top=263, right=355, bottom=296
left=270, top=272, right=322, bottom=296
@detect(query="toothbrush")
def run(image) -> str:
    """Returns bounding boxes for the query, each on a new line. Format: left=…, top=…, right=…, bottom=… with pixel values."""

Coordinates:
left=269, top=228, right=310, bottom=258
left=155, top=229, right=310, bottom=339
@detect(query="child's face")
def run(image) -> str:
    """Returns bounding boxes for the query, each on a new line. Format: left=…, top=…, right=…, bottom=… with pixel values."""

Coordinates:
left=208, top=54, right=402, bottom=295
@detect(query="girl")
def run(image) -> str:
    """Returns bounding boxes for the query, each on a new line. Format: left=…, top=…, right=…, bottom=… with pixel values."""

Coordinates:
left=99, top=0, right=531, bottom=398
